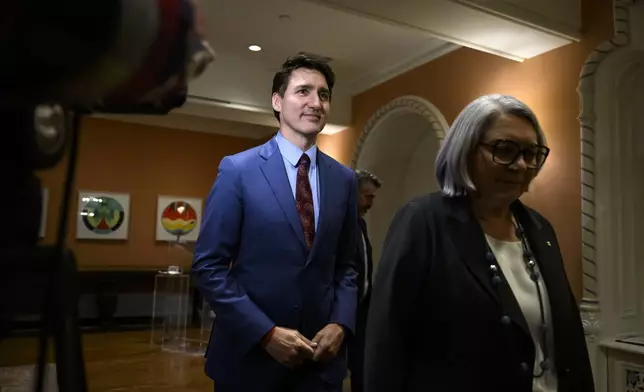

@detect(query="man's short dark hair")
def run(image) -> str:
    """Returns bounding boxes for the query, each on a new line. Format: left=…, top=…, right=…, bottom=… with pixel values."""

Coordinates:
left=355, top=169, right=382, bottom=189
left=271, top=53, right=336, bottom=121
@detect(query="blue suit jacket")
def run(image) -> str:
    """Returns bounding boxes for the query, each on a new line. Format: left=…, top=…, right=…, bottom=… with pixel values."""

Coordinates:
left=193, top=137, right=359, bottom=390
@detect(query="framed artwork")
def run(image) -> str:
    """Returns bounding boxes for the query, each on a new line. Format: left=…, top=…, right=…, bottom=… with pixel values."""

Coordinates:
left=156, top=195, right=203, bottom=242
left=76, top=191, right=130, bottom=240
left=39, top=188, right=49, bottom=238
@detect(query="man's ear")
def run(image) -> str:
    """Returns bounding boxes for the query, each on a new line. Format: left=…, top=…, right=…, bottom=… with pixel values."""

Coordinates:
left=271, top=92, right=282, bottom=113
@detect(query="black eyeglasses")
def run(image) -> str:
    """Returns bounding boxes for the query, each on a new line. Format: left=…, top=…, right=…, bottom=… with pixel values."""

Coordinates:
left=479, top=139, right=550, bottom=169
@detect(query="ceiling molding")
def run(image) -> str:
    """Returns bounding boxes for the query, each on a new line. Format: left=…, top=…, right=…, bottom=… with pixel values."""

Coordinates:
left=176, top=96, right=350, bottom=135
left=348, top=42, right=461, bottom=95
left=93, top=101, right=349, bottom=138
left=452, top=0, right=581, bottom=41
left=92, top=112, right=276, bottom=139
left=304, top=0, right=571, bottom=62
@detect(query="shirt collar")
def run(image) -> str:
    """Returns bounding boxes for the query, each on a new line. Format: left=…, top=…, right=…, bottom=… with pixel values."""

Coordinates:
left=275, top=131, right=317, bottom=168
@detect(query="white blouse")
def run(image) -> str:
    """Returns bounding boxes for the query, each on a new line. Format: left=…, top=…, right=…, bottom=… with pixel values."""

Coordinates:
left=486, top=235, right=558, bottom=392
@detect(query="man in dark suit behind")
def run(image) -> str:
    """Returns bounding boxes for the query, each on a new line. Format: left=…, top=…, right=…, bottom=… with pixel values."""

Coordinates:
left=192, top=54, right=359, bottom=392
left=347, top=169, right=381, bottom=392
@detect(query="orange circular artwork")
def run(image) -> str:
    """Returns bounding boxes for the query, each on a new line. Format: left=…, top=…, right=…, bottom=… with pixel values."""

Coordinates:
left=161, top=201, right=197, bottom=236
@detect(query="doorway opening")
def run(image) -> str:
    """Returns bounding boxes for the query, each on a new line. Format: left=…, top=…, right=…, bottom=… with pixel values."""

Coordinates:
left=352, top=96, right=449, bottom=267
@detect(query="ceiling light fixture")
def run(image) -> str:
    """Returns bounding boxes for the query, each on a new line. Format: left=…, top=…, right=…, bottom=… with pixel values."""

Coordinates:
left=248, top=45, right=262, bottom=52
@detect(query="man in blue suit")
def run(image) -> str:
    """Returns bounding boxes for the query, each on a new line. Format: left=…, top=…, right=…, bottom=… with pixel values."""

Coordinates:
left=193, top=53, right=359, bottom=392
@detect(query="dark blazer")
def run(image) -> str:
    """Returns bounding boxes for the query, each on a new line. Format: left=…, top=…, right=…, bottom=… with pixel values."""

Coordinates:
left=347, top=218, right=373, bottom=392
left=193, top=137, right=359, bottom=391
left=365, top=192, right=594, bottom=392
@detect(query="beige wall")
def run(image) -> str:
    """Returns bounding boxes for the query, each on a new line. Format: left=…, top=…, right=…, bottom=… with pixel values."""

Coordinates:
left=37, top=118, right=262, bottom=270
left=318, top=0, right=614, bottom=300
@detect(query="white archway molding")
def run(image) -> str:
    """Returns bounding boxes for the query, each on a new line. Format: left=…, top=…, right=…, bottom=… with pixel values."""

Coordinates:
left=577, top=0, right=644, bottom=389
left=351, top=95, right=449, bottom=270
left=577, top=0, right=633, bottom=341
left=351, top=95, right=449, bottom=169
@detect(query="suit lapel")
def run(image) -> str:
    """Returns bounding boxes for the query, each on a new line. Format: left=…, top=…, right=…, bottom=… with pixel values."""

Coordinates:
left=355, top=219, right=367, bottom=295
left=356, top=222, right=366, bottom=274
left=259, top=139, right=307, bottom=251
left=307, top=151, right=331, bottom=264
left=445, top=197, right=530, bottom=337
left=360, top=218, right=374, bottom=287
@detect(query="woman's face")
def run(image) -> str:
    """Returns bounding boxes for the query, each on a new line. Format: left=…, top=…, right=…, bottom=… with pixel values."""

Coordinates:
left=469, top=114, right=543, bottom=205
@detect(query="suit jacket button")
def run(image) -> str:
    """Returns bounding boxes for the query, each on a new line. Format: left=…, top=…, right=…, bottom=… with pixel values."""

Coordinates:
left=500, top=315, right=511, bottom=325
left=293, top=305, right=301, bottom=312
left=520, top=362, right=530, bottom=372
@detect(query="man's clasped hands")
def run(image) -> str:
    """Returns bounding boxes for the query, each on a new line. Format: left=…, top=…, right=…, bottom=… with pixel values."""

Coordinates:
left=263, top=324, right=345, bottom=368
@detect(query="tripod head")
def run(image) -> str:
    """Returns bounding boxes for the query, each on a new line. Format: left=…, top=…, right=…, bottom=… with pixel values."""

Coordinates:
left=1, top=0, right=215, bottom=171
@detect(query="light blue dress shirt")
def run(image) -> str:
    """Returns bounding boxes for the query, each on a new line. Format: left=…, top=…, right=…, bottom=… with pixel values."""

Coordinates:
left=275, top=131, right=320, bottom=230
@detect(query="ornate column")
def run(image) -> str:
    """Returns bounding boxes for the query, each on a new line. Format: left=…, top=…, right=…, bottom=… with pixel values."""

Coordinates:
left=577, top=0, right=633, bottom=346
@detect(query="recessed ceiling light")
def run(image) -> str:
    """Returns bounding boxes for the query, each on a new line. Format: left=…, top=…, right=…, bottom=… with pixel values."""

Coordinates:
left=248, top=45, right=262, bottom=52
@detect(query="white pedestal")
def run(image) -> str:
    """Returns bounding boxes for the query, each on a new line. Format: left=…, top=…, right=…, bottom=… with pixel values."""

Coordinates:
left=150, top=272, right=191, bottom=353
left=180, top=300, right=216, bottom=356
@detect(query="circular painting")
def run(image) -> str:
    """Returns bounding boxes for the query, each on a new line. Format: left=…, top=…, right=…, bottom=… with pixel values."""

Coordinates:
left=81, top=196, right=125, bottom=234
left=161, top=201, right=197, bottom=236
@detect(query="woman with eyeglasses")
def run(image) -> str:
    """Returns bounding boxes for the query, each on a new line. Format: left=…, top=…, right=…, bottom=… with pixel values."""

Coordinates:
left=364, top=95, right=594, bottom=392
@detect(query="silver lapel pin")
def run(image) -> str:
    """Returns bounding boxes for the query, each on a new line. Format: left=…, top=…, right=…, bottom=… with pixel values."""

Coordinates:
left=546, top=241, right=551, bottom=247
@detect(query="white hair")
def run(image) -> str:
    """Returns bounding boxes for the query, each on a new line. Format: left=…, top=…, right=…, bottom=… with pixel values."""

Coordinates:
left=435, top=94, right=547, bottom=197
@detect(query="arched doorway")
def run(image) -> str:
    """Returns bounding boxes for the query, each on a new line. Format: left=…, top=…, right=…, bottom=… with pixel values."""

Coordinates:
left=577, top=0, right=644, bottom=388
left=352, top=95, right=449, bottom=268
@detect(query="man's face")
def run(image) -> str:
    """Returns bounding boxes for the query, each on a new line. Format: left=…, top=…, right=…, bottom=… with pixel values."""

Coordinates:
left=271, top=68, right=331, bottom=137
left=358, top=182, right=378, bottom=217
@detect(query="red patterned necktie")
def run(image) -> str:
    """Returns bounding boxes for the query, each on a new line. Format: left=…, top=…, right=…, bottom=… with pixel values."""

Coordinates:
left=296, top=154, right=315, bottom=249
